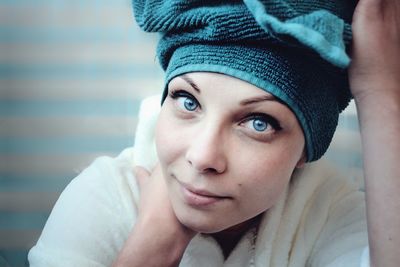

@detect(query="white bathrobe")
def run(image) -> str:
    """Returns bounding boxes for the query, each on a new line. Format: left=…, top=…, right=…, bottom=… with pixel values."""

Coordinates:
left=28, top=96, right=370, bottom=267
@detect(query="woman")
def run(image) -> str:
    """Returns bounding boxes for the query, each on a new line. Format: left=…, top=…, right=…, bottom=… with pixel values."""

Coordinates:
left=29, top=0, right=400, bottom=266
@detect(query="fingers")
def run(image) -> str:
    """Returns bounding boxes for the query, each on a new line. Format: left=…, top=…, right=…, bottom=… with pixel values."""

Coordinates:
left=134, top=166, right=151, bottom=191
left=353, top=0, right=382, bottom=22
left=354, top=0, right=400, bottom=20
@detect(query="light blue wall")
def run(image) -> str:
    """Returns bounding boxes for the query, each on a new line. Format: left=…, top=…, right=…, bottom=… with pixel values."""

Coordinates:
left=0, top=0, right=163, bottom=266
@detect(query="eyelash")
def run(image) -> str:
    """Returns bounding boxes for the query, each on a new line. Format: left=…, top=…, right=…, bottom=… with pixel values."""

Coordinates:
left=242, top=113, right=282, bottom=131
left=168, top=89, right=282, bottom=133
left=169, top=89, right=201, bottom=111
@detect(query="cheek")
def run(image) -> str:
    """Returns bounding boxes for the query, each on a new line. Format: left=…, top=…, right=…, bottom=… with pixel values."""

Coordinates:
left=155, top=109, right=187, bottom=167
left=232, top=145, right=299, bottom=211
left=155, top=112, right=173, bottom=165
left=234, top=167, right=290, bottom=218
left=234, top=139, right=301, bottom=181
left=241, top=158, right=291, bottom=197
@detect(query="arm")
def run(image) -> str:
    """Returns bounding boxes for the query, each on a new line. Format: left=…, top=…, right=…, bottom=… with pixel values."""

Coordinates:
left=349, top=1, right=400, bottom=266
left=112, top=166, right=195, bottom=267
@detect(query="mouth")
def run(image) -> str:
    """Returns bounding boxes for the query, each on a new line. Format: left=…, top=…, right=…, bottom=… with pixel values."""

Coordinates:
left=178, top=182, right=231, bottom=207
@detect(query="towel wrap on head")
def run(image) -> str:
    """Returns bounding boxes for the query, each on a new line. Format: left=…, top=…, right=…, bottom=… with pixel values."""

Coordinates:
left=132, top=0, right=357, bottom=161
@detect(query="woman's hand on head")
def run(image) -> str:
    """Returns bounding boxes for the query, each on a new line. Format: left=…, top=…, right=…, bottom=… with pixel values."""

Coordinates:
left=112, top=164, right=195, bottom=267
left=349, top=0, right=400, bottom=101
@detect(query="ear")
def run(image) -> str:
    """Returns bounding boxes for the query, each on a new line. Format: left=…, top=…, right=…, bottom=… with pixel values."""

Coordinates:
left=295, top=151, right=307, bottom=168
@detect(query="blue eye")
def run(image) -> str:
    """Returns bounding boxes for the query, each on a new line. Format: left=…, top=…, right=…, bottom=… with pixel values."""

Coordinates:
left=252, top=118, right=268, bottom=132
left=180, top=96, right=198, bottom=111
left=169, top=90, right=200, bottom=112
left=242, top=113, right=282, bottom=134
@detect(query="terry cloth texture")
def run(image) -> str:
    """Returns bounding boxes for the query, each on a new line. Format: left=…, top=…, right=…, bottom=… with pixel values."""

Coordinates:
left=28, top=96, right=369, bottom=266
left=132, top=0, right=357, bottom=161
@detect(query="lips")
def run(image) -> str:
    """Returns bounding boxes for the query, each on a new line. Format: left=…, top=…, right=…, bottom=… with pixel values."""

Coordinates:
left=178, top=181, right=230, bottom=207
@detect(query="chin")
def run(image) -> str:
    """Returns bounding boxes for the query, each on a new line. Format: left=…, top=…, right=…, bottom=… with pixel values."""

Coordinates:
left=176, top=213, right=229, bottom=234
left=178, top=213, right=248, bottom=234
left=181, top=221, right=227, bottom=234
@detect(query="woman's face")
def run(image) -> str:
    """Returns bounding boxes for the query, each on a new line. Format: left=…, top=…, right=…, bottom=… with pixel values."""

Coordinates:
left=155, top=72, right=305, bottom=233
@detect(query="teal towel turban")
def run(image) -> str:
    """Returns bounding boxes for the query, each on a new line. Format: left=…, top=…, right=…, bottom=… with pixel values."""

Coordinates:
left=132, top=0, right=357, bottom=162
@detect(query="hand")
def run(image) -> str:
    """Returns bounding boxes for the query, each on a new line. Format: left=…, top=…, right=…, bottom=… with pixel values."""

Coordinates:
left=113, top=165, right=195, bottom=267
left=134, top=164, right=195, bottom=240
left=349, top=0, right=400, bottom=101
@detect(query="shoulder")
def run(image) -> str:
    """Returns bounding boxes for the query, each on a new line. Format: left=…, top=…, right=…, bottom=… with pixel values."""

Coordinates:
left=291, top=160, right=368, bottom=266
left=291, top=159, right=363, bottom=202
left=80, top=147, right=137, bottom=194
left=288, top=159, right=366, bottom=235
left=78, top=147, right=136, bottom=185
left=281, top=159, right=366, bottom=238
left=28, top=148, right=140, bottom=266
left=64, top=147, right=139, bottom=212
left=65, top=147, right=140, bottom=222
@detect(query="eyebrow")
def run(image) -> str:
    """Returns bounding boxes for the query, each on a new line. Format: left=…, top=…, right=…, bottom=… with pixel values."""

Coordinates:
left=179, top=75, right=279, bottom=105
left=180, top=75, right=201, bottom=93
left=240, top=94, right=277, bottom=105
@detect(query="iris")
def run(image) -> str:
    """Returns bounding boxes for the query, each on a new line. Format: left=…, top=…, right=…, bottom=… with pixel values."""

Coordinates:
left=183, top=97, right=198, bottom=111
left=253, top=119, right=268, bottom=132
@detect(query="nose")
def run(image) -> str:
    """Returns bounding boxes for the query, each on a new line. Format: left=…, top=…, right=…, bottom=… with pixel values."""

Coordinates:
left=185, top=124, right=227, bottom=174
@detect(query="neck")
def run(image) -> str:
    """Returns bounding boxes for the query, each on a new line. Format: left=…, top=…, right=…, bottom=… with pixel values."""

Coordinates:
left=210, top=214, right=262, bottom=259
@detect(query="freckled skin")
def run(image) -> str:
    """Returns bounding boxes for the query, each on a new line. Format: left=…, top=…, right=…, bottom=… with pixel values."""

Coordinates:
left=155, top=72, right=306, bottom=234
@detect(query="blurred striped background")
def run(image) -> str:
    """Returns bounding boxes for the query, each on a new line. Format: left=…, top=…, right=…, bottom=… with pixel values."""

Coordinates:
left=0, top=1, right=363, bottom=266
left=0, top=0, right=163, bottom=266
